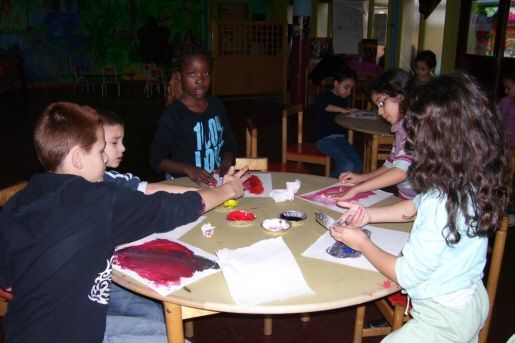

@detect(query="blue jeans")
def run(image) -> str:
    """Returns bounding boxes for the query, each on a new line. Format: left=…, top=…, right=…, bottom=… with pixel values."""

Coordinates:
left=108, top=283, right=164, bottom=321
left=103, top=284, right=171, bottom=342
left=315, top=134, right=362, bottom=178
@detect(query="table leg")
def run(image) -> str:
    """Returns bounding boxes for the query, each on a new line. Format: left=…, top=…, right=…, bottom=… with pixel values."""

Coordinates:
left=370, top=135, right=379, bottom=172
left=347, top=129, right=354, bottom=145
left=164, top=302, right=184, bottom=343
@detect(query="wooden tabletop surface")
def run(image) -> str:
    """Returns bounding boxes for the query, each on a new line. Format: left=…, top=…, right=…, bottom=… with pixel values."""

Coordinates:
left=113, top=172, right=411, bottom=315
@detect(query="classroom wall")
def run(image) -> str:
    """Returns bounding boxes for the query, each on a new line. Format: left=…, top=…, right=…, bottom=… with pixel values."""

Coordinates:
left=423, top=0, right=446, bottom=74
left=399, top=0, right=420, bottom=72
left=0, top=0, right=208, bottom=85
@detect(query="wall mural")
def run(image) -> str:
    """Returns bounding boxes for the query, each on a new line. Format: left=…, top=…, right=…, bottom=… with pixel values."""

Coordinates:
left=0, top=0, right=204, bottom=86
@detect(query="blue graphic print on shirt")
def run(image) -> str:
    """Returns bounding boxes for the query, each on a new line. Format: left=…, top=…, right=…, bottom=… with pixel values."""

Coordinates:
left=193, top=115, right=225, bottom=172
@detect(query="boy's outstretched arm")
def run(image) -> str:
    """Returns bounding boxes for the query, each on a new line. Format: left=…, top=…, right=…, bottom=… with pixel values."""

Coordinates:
left=145, top=183, right=197, bottom=195
left=197, top=166, right=249, bottom=212
left=159, top=159, right=216, bottom=186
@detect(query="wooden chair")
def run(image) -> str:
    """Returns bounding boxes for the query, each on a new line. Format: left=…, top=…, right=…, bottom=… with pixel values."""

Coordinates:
left=0, top=181, right=28, bottom=316
left=279, top=104, right=331, bottom=177
left=101, top=66, right=120, bottom=96
left=72, top=66, right=96, bottom=93
left=352, top=72, right=377, bottom=110
left=363, top=135, right=394, bottom=172
left=352, top=216, right=509, bottom=343
left=144, top=67, right=165, bottom=98
left=245, top=118, right=258, bottom=158
left=234, top=157, right=268, bottom=171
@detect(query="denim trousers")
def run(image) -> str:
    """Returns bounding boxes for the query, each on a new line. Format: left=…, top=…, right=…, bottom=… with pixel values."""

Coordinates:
left=315, top=134, right=363, bottom=178
left=103, top=284, right=171, bottom=342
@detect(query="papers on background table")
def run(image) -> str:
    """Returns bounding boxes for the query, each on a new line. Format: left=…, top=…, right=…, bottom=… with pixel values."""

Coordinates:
left=349, top=111, right=381, bottom=120
left=214, top=172, right=272, bottom=197
left=113, top=217, right=220, bottom=296
left=297, top=183, right=392, bottom=213
left=302, top=225, right=409, bottom=271
left=217, top=237, right=315, bottom=306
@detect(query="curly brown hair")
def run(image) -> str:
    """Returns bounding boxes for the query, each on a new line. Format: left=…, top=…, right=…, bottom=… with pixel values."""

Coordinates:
left=404, top=72, right=510, bottom=244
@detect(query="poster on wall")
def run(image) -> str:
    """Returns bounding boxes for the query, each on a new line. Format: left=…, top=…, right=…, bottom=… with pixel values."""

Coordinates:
left=332, top=1, right=364, bottom=54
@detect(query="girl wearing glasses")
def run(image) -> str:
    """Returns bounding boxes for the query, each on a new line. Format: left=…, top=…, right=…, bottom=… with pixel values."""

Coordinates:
left=330, top=69, right=417, bottom=201
left=332, top=72, right=509, bottom=343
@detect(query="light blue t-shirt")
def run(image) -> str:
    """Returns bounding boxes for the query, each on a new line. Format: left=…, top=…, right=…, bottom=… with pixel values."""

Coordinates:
left=395, top=190, right=487, bottom=300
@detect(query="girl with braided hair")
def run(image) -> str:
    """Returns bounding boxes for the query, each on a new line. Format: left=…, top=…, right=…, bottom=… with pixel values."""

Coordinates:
left=150, top=38, right=237, bottom=185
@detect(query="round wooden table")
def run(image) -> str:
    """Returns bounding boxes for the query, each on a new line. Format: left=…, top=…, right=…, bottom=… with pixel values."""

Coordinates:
left=335, top=113, right=393, bottom=172
left=113, top=172, right=411, bottom=343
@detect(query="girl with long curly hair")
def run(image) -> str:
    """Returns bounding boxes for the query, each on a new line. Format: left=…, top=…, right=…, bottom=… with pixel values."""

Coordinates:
left=331, top=72, right=510, bottom=342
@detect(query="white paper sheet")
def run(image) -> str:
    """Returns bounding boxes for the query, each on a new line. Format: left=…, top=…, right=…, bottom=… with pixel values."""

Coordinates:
left=298, top=183, right=392, bottom=213
left=302, top=225, right=409, bottom=271
left=214, top=172, right=273, bottom=197
left=116, top=217, right=206, bottom=248
left=217, top=237, right=315, bottom=306
left=113, top=235, right=219, bottom=297
left=349, top=111, right=381, bottom=120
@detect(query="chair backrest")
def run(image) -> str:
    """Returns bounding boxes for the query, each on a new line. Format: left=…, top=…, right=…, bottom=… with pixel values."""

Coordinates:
left=144, top=63, right=158, bottom=78
left=245, top=118, right=258, bottom=158
left=0, top=181, right=27, bottom=206
left=281, top=104, right=304, bottom=163
left=103, top=66, right=118, bottom=81
left=234, top=157, right=268, bottom=171
left=352, top=72, right=377, bottom=109
left=478, top=216, right=509, bottom=343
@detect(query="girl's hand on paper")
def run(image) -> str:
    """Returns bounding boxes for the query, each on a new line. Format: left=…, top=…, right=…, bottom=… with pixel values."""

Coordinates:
left=327, top=186, right=357, bottom=201
left=330, top=225, right=370, bottom=251
left=338, top=171, right=364, bottom=184
left=336, top=202, right=369, bottom=227
left=186, top=165, right=217, bottom=186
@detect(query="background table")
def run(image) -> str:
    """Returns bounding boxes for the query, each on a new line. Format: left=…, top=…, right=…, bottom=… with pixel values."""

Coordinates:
left=335, top=113, right=393, bottom=172
left=112, top=172, right=411, bottom=343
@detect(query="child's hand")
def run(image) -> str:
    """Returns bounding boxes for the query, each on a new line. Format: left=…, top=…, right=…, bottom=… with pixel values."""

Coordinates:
left=327, top=186, right=358, bottom=201
left=338, top=171, right=363, bottom=184
left=342, top=107, right=359, bottom=114
left=0, top=288, right=13, bottom=301
left=221, top=166, right=250, bottom=198
left=185, top=166, right=217, bottom=186
left=329, top=225, right=370, bottom=251
left=336, top=201, right=370, bottom=227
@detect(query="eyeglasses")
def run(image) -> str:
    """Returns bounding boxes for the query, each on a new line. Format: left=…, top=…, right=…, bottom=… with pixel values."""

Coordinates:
left=376, top=96, right=390, bottom=108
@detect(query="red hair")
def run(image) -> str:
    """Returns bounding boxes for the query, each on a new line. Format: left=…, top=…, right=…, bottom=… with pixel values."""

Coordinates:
left=34, top=102, right=102, bottom=171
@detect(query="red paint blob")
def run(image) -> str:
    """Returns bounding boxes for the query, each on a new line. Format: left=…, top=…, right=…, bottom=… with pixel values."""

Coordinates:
left=226, top=210, right=256, bottom=221
left=114, top=239, right=217, bottom=286
left=243, top=175, right=264, bottom=194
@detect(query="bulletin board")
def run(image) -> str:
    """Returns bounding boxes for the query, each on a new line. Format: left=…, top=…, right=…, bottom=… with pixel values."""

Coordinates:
left=332, top=1, right=364, bottom=54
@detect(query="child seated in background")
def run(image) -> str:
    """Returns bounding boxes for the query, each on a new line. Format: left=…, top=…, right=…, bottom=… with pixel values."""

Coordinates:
left=0, top=102, right=248, bottom=343
left=314, top=68, right=363, bottom=177
left=331, top=69, right=416, bottom=201
left=150, top=39, right=237, bottom=186
left=98, top=107, right=199, bottom=324
left=413, top=50, right=437, bottom=87
left=332, top=72, right=509, bottom=342
left=98, top=108, right=195, bottom=194
left=498, top=70, right=515, bottom=147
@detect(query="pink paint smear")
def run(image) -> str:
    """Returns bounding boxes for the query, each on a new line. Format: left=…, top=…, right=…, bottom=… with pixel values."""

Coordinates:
left=114, top=239, right=218, bottom=286
left=299, top=186, right=375, bottom=206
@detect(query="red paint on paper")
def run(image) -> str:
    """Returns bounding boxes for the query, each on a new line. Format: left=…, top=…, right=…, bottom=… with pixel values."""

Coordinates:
left=114, top=239, right=217, bottom=286
left=299, top=186, right=375, bottom=206
left=226, top=210, right=256, bottom=221
left=243, top=175, right=264, bottom=194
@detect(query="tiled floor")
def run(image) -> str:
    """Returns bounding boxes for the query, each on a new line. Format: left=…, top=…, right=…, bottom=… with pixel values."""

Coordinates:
left=0, top=85, right=513, bottom=342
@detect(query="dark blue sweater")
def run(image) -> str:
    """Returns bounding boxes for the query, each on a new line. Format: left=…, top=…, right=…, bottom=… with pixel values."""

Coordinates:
left=0, top=173, right=203, bottom=343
